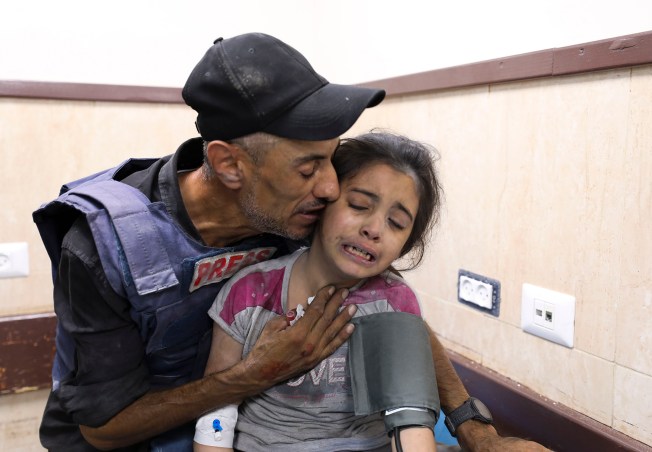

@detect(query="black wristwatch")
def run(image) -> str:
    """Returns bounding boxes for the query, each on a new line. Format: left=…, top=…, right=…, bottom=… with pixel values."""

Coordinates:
left=444, top=397, right=493, bottom=437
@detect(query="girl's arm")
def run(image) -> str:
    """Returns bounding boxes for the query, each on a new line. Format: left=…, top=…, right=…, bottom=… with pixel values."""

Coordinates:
left=392, top=427, right=437, bottom=452
left=204, top=323, right=245, bottom=375
left=194, top=324, right=244, bottom=452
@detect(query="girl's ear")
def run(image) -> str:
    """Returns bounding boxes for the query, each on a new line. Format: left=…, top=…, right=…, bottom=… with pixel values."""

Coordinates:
left=205, top=141, right=245, bottom=189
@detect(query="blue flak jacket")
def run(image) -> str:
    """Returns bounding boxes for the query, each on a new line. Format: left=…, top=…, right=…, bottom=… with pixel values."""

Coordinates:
left=33, top=158, right=289, bottom=449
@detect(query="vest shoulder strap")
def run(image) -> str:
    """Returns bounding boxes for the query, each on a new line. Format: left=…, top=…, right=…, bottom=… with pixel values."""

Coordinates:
left=33, top=157, right=179, bottom=295
left=71, top=180, right=180, bottom=295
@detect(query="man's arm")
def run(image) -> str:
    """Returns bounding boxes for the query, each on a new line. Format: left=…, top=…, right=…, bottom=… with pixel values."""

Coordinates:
left=426, top=325, right=550, bottom=452
left=80, top=286, right=356, bottom=450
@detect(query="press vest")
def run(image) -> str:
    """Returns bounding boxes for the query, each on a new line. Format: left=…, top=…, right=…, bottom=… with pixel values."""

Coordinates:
left=33, top=159, right=287, bottom=392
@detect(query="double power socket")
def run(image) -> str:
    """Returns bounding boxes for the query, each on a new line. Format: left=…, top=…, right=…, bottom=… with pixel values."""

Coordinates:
left=457, top=269, right=500, bottom=316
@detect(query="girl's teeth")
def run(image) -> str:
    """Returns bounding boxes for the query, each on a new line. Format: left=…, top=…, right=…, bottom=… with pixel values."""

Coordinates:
left=346, top=245, right=371, bottom=261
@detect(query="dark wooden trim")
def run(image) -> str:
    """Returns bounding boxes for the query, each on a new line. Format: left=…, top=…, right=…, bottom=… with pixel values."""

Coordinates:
left=0, top=31, right=650, bottom=103
left=0, top=313, right=56, bottom=395
left=363, top=30, right=652, bottom=96
left=0, top=80, right=184, bottom=103
left=362, top=49, right=555, bottom=95
left=449, top=351, right=652, bottom=452
left=552, top=32, right=652, bottom=76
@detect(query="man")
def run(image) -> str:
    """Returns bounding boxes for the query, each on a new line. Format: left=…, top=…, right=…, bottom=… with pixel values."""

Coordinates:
left=34, top=33, right=547, bottom=451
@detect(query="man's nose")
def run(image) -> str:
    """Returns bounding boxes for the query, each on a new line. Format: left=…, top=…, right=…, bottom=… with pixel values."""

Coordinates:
left=313, top=163, right=340, bottom=201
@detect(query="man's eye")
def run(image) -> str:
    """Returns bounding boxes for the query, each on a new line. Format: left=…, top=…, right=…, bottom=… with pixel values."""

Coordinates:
left=299, top=164, right=317, bottom=178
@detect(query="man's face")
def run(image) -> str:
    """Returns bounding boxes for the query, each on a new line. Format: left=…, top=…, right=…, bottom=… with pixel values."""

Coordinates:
left=240, top=137, right=340, bottom=240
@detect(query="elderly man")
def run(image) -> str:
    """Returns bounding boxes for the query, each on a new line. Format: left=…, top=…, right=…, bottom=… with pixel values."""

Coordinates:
left=34, top=33, right=547, bottom=452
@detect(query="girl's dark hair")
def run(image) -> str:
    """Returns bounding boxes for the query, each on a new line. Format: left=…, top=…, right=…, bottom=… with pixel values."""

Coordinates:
left=332, top=130, right=443, bottom=270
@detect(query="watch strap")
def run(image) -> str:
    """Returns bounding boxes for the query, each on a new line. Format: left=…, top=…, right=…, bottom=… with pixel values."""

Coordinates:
left=444, top=397, right=491, bottom=436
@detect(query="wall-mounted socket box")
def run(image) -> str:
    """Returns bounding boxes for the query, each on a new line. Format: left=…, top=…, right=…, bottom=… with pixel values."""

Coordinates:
left=521, top=283, right=575, bottom=347
left=457, top=269, right=500, bottom=316
left=0, top=242, right=30, bottom=279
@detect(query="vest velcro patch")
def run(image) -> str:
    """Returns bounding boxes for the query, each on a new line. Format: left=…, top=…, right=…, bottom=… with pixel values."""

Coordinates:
left=189, top=247, right=277, bottom=292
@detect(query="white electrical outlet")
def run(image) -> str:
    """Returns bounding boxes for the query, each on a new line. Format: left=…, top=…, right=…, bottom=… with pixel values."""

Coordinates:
left=0, top=242, right=30, bottom=278
left=458, top=274, right=496, bottom=310
left=521, top=283, right=575, bottom=347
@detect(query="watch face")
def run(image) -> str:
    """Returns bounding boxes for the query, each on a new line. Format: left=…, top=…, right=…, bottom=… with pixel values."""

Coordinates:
left=472, top=398, right=492, bottom=420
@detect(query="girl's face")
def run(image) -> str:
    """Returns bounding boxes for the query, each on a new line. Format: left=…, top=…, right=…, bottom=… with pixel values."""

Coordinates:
left=312, top=163, right=419, bottom=281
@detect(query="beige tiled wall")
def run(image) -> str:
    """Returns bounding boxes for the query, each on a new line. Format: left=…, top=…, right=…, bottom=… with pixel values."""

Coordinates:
left=0, top=98, right=197, bottom=317
left=1, top=64, right=651, bottom=447
left=349, top=64, right=652, bottom=445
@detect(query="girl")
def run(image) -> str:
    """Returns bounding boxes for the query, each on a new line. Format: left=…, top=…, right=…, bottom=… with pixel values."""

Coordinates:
left=195, top=131, right=443, bottom=451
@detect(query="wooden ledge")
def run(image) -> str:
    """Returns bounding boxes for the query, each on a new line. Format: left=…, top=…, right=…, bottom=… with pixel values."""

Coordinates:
left=449, top=351, right=651, bottom=451
left=0, top=313, right=56, bottom=395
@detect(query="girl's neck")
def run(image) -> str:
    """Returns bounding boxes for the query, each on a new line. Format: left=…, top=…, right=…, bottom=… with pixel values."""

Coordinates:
left=288, top=248, right=360, bottom=311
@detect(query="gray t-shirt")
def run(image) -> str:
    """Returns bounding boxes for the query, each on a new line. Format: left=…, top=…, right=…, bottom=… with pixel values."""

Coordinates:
left=209, top=249, right=424, bottom=451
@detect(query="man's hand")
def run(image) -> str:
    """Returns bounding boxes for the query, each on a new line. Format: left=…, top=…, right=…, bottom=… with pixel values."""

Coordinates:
left=491, top=437, right=552, bottom=451
left=79, top=286, right=355, bottom=450
left=468, top=434, right=553, bottom=451
left=240, top=285, right=356, bottom=387
left=457, top=421, right=552, bottom=452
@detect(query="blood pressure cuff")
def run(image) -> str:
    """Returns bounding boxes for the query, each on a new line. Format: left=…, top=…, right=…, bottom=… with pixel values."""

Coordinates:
left=348, top=312, right=440, bottom=432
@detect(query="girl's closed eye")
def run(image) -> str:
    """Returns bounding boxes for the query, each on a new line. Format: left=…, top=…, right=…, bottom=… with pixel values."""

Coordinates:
left=348, top=202, right=367, bottom=211
left=347, top=191, right=373, bottom=211
left=389, top=218, right=407, bottom=230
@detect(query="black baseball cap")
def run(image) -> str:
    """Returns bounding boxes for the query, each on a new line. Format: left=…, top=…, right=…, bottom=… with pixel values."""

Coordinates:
left=182, top=33, right=386, bottom=141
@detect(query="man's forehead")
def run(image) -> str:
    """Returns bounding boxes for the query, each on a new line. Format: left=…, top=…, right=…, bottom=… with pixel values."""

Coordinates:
left=282, top=137, right=340, bottom=162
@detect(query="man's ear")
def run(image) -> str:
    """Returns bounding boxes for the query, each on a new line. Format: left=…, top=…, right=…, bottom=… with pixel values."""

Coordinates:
left=205, top=141, right=246, bottom=189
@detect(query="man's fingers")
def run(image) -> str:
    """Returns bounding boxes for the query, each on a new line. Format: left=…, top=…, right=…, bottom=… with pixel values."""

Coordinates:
left=245, top=285, right=357, bottom=385
left=293, top=285, right=339, bottom=333
left=315, top=310, right=356, bottom=362
left=288, top=286, right=355, bottom=362
left=308, top=285, right=335, bottom=309
left=302, top=287, right=346, bottom=331
left=308, top=290, right=356, bottom=361
left=301, top=285, right=334, bottom=315
left=264, top=316, right=289, bottom=333
left=316, top=302, right=356, bottom=351
left=319, top=288, right=350, bottom=327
